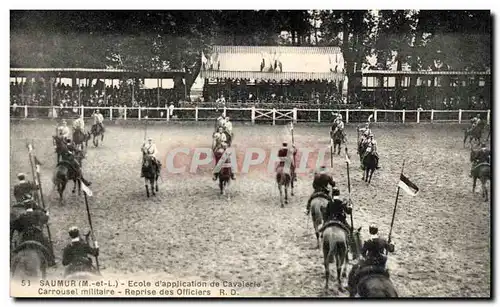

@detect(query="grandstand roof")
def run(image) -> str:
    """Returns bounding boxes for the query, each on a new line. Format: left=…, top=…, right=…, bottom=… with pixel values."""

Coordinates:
left=10, top=68, right=186, bottom=79
left=200, top=45, right=345, bottom=82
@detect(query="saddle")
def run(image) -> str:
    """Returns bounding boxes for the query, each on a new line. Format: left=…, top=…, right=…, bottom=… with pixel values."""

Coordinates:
left=319, top=220, right=351, bottom=235
left=309, top=191, right=332, bottom=203
left=349, top=263, right=390, bottom=291
left=12, top=240, right=51, bottom=263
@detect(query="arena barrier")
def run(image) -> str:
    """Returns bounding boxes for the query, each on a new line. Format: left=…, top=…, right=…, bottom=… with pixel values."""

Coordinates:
left=10, top=105, right=491, bottom=125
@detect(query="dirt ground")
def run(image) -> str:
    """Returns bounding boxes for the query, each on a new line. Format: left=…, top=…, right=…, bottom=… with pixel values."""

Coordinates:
left=9, top=120, right=491, bottom=297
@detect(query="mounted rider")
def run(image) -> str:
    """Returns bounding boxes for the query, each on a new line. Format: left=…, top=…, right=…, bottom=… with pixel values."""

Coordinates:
left=212, top=142, right=236, bottom=181
left=318, top=187, right=352, bottom=234
left=305, top=166, right=336, bottom=215
left=72, top=115, right=85, bottom=137
left=471, top=113, right=482, bottom=129
left=92, top=109, right=105, bottom=133
left=224, top=116, right=233, bottom=143
left=62, top=226, right=99, bottom=275
left=60, top=139, right=92, bottom=187
left=360, top=225, right=394, bottom=269
left=10, top=198, right=56, bottom=266
left=213, top=127, right=228, bottom=150
left=216, top=113, right=226, bottom=131
left=13, top=173, right=39, bottom=203
left=56, top=119, right=70, bottom=141
left=141, top=137, right=162, bottom=176
left=276, top=142, right=297, bottom=181
left=348, top=225, right=395, bottom=292
left=361, top=133, right=380, bottom=170
left=332, top=114, right=346, bottom=142
left=470, top=143, right=490, bottom=177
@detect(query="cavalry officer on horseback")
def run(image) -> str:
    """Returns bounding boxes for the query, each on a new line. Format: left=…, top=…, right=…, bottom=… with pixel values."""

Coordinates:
left=318, top=187, right=352, bottom=233
left=359, top=225, right=395, bottom=269
left=216, top=113, right=226, bottom=131
left=277, top=142, right=297, bottom=181
left=61, top=139, right=92, bottom=187
left=10, top=198, right=56, bottom=266
left=72, top=115, right=85, bottom=136
left=470, top=143, right=490, bottom=177
left=212, top=142, right=236, bottom=181
left=92, top=109, right=105, bottom=133
left=62, top=226, right=99, bottom=274
left=213, top=127, right=227, bottom=150
left=141, top=137, right=162, bottom=177
left=13, top=173, right=39, bottom=203
left=471, top=113, right=482, bottom=129
left=57, top=119, right=70, bottom=141
left=305, top=166, right=336, bottom=215
left=361, top=133, right=380, bottom=170
left=332, top=114, right=346, bottom=142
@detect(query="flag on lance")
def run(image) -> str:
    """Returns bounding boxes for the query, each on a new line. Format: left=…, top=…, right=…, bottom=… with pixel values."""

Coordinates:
left=81, top=181, right=93, bottom=197
left=398, top=173, right=419, bottom=196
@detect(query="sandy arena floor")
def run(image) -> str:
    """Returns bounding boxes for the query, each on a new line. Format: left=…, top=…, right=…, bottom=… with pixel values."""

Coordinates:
left=9, top=120, right=491, bottom=297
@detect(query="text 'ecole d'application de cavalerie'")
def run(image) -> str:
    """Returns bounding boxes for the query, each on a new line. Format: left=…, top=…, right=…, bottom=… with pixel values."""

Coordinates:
left=10, top=10, right=491, bottom=298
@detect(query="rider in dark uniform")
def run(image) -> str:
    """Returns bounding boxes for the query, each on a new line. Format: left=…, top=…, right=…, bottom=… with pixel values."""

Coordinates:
left=10, top=199, right=56, bottom=266
left=470, top=143, right=491, bottom=177
left=305, top=166, right=336, bottom=214
left=318, top=187, right=352, bottom=233
left=13, top=173, right=39, bottom=203
left=62, top=226, right=99, bottom=274
left=60, top=139, right=92, bottom=187
left=359, top=225, right=394, bottom=269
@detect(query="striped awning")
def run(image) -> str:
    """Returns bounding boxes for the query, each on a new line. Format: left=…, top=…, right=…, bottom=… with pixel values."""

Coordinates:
left=200, top=70, right=344, bottom=82
left=201, top=45, right=345, bottom=82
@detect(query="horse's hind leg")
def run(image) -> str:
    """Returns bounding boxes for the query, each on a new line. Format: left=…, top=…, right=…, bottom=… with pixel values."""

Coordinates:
left=291, top=177, right=294, bottom=196
left=151, top=179, right=156, bottom=196
left=369, top=169, right=374, bottom=184
left=284, top=186, right=288, bottom=206
left=155, top=178, right=159, bottom=192
left=278, top=185, right=283, bottom=207
left=472, top=177, right=477, bottom=194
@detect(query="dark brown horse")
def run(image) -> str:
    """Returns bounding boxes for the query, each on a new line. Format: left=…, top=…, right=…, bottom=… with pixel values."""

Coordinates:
left=330, top=128, right=344, bottom=155
left=72, top=129, right=90, bottom=151
left=471, top=162, right=490, bottom=202
left=90, top=124, right=104, bottom=147
left=464, top=122, right=485, bottom=148
left=142, top=155, right=159, bottom=198
left=52, top=135, right=68, bottom=163
left=52, top=154, right=84, bottom=201
left=276, top=165, right=294, bottom=208
left=362, top=151, right=378, bottom=184
left=64, top=233, right=100, bottom=280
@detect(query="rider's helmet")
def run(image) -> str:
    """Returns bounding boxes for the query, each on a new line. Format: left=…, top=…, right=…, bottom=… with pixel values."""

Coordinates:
left=68, top=226, right=80, bottom=239
left=95, top=109, right=100, bottom=114
left=23, top=196, right=36, bottom=209
left=282, top=142, right=288, bottom=147
left=332, top=187, right=340, bottom=196
left=338, top=114, right=343, bottom=120
left=66, top=139, right=72, bottom=144
left=369, top=224, right=378, bottom=235
left=62, top=120, right=67, bottom=125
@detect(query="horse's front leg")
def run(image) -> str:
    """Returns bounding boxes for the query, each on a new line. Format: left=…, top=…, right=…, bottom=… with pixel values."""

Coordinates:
left=145, top=178, right=150, bottom=198
left=278, top=185, right=283, bottom=207
left=151, top=178, right=156, bottom=196
left=291, top=176, right=295, bottom=196
left=472, top=177, right=477, bottom=194
left=369, top=169, right=374, bottom=184
left=284, top=186, right=288, bottom=206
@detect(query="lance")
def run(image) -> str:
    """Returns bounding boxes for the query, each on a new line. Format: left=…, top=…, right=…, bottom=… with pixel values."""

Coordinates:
left=330, top=138, right=333, bottom=168
left=290, top=122, right=296, bottom=177
left=28, top=141, right=54, bottom=256
left=26, top=141, right=40, bottom=203
left=83, top=190, right=101, bottom=273
left=387, top=159, right=406, bottom=254
left=345, top=147, right=354, bottom=232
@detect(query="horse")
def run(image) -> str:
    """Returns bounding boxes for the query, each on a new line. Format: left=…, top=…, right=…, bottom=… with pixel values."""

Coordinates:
left=72, top=129, right=90, bottom=151
left=361, top=149, right=378, bottom=184
left=471, top=162, right=490, bottom=202
left=322, top=223, right=360, bottom=291
left=310, top=195, right=329, bottom=249
left=330, top=128, right=344, bottom=155
left=11, top=241, right=49, bottom=280
left=346, top=231, right=398, bottom=297
left=213, top=150, right=233, bottom=199
left=142, top=154, right=159, bottom=198
left=464, top=122, right=485, bottom=148
left=90, top=123, right=104, bottom=147
left=52, top=157, right=83, bottom=201
left=52, top=135, right=68, bottom=163
left=276, top=165, right=294, bottom=208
